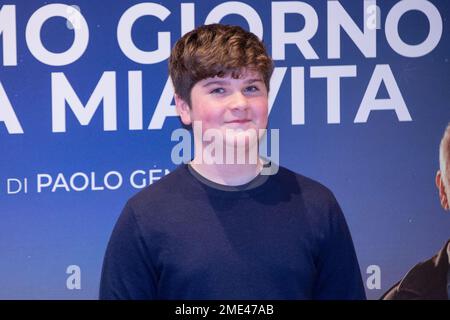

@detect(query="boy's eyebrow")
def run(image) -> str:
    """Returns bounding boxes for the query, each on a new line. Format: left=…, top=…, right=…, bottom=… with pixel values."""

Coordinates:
left=202, top=80, right=230, bottom=87
left=202, top=78, right=263, bottom=87
left=245, top=78, right=264, bottom=84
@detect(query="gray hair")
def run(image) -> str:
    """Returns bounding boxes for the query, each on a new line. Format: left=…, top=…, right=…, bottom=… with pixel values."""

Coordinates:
left=439, top=123, right=450, bottom=186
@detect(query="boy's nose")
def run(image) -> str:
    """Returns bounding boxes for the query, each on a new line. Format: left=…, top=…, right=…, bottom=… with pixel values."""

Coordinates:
left=229, top=91, right=249, bottom=110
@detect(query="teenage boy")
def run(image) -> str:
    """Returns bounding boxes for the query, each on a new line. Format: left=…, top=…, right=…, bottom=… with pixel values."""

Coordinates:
left=100, top=24, right=366, bottom=300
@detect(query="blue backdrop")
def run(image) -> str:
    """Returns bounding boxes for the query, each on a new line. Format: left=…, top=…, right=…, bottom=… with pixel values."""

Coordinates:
left=1, top=0, right=449, bottom=299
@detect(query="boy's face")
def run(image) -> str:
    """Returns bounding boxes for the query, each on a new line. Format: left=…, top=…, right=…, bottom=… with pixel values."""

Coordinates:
left=176, top=69, right=269, bottom=147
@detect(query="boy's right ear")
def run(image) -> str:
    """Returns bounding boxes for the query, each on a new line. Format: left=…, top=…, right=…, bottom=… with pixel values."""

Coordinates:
left=174, top=94, right=192, bottom=126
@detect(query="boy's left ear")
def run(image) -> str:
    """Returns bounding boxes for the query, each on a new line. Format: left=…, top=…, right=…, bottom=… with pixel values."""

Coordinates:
left=174, top=94, right=192, bottom=125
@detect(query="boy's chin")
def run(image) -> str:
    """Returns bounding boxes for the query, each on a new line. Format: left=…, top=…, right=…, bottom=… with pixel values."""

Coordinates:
left=223, top=134, right=259, bottom=149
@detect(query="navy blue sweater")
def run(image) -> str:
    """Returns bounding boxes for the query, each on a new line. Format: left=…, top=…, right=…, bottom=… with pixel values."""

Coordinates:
left=99, top=164, right=366, bottom=299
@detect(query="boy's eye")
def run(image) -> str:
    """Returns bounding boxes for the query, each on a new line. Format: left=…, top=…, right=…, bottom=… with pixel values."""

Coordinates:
left=210, top=88, right=225, bottom=94
left=245, top=85, right=260, bottom=92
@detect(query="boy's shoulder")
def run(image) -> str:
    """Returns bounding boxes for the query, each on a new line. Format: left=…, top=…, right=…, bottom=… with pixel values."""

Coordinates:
left=274, top=165, right=336, bottom=203
left=126, top=164, right=191, bottom=211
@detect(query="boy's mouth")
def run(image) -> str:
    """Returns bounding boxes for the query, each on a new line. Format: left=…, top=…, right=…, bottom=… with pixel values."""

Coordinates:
left=225, top=119, right=251, bottom=124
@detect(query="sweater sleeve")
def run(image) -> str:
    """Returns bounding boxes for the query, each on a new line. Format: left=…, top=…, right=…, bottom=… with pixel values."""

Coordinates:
left=99, top=202, right=158, bottom=300
left=312, top=195, right=367, bottom=300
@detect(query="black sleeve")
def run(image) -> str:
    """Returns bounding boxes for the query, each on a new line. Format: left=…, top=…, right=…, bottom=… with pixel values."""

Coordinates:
left=99, top=202, right=158, bottom=300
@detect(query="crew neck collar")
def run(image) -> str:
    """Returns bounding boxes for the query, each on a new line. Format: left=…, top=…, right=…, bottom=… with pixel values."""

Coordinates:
left=183, top=162, right=273, bottom=198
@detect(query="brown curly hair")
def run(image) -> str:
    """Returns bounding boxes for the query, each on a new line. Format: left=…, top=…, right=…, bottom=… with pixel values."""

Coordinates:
left=169, top=24, right=274, bottom=106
